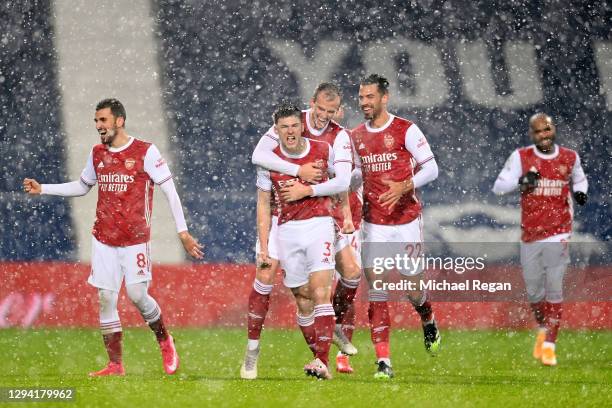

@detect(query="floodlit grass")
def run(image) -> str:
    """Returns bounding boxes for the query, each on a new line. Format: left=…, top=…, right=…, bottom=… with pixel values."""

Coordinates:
left=0, top=328, right=610, bottom=407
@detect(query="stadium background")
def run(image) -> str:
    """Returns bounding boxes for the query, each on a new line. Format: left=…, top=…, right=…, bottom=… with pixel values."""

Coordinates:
left=0, top=0, right=610, bottom=329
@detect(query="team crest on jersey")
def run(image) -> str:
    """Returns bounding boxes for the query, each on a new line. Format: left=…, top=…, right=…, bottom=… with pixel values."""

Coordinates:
left=124, top=158, right=136, bottom=170
left=558, top=164, right=568, bottom=176
left=315, top=159, right=325, bottom=169
left=383, top=134, right=394, bottom=149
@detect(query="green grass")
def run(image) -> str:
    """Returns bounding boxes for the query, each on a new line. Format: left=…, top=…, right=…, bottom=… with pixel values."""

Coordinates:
left=0, top=328, right=610, bottom=407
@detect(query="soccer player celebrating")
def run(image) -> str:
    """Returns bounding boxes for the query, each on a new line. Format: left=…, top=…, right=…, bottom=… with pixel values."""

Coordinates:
left=256, top=103, right=351, bottom=379
left=351, top=74, right=440, bottom=379
left=23, top=98, right=203, bottom=376
left=242, top=83, right=361, bottom=378
left=493, top=113, right=588, bottom=366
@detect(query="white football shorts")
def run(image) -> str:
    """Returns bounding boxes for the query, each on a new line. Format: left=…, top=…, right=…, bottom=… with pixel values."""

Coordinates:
left=88, top=236, right=152, bottom=291
left=277, top=216, right=336, bottom=288
left=361, top=216, right=424, bottom=276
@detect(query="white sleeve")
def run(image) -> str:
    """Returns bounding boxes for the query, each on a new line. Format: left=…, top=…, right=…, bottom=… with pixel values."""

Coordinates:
left=350, top=140, right=363, bottom=191
left=311, top=144, right=351, bottom=197
left=571, top=153, right=588, bottom=193
left=42, top=151, right=95, bottom=196
left=412, top=158, right=439, bottom=189
left=332, top=130, right=353, bottom=166
left=256, top=167, right=272, bottom=191
left=404, top=124, right=438, bottom=188
left=492, top=150, right=522, bottom=195
left=80, top=149, right=97, bottom=186
left=144, top=144, right=173, bottom=185
left=159, top=179, right=188, bottom=233
left=251, top=126, right=300, bottom=177
left=41, top=180, right=92, bottom=196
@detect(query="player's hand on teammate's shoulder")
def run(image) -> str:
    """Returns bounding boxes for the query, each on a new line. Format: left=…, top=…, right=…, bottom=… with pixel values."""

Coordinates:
left=23, top=178, right=41, bottom=195
left=379, top=178, right=414, bottom=212
left=178, top=231, right=204, bottom=259
left=297, top=162, right=323, bottom=184
left=280, top=179, right=313, bottom=202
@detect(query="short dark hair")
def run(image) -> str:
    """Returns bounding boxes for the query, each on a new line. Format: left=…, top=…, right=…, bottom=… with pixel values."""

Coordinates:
left=360, top=74, right=390, bottom=95
left=312, top=82, right=342, bottom=102
left=272, top=102, right=302, bottom=124
left=96, top=98, right=126, bottom=122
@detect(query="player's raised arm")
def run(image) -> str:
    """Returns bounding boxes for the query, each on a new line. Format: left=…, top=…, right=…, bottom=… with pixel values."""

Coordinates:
left=23, top=150, right=96, bottom=197
left=144, top=144, right=203, bottom=259
left=492, top=150, right=522, bottom=195
left=571, top=152, right=588, bottom=205
left=252, top=126, right=323, bottom=183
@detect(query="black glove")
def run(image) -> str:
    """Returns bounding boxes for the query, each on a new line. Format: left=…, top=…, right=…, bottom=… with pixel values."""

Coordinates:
left=573, top=191, right=587, bottom=206
left=519, top=171, right=540, bottom=193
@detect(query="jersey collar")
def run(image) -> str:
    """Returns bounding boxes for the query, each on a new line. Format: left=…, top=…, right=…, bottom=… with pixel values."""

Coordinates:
left=365, top=114, right=394, bottom=133
left=531, top=144, right=559, bottom=160
left=108, top=136, right=134, bottom=153
left=280, top=138, right=311, bottom=159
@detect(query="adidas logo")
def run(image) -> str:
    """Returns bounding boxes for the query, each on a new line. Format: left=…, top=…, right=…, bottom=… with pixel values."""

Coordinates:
left=358, top=143, right=365, bottom=149
left=97, top=162, right=104, bottom=168
left=321, top=257, right=330, bottom=263
left=137, top=269, right=145, bottom=276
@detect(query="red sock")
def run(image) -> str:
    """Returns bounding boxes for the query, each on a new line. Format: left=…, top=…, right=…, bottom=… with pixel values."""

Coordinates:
left=375, top=342, right=390, bottom=360
left=413, top=300, right=434, bottom=323
left=530, top=301, right=546, bottom=326
left=102, top=332, right=123, bottom=363
left=314, top=304, right=335, bottom=367
left=297, top=314, right=317, bottom=356
left=247, top=282, right=272, bottom=340
left=148, top=314, right=169, bottom=342
left=333, top=278, right=360, bottom=325
left=342, top=302, right=356, bottom=342
left=545, top=302, right=563, bottom=343
left=368, top=301, right=390, bottom=357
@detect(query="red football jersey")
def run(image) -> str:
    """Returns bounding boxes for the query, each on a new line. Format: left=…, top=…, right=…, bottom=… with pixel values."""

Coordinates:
left=351, top=116, right=421, bottom=225
left=266, top=139, right=334, bottom=225
left=81, top=138, right=172, bottom=247
left=518, top=146, right=578, bottom=242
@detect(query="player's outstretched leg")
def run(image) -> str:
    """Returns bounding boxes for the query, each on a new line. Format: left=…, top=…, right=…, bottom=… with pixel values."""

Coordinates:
left=541, top=301, right=562, bottom=366
left=90, top=289, right=125, bottom=377
left=304, top=304, right=334, bottom=380
left=336, top=302, right=356, bottom=374
left=530, top=301, right=547, bottom=360
left=368, top=290, right=393, bottom=379
left=126, top=282, right=179, bottom=374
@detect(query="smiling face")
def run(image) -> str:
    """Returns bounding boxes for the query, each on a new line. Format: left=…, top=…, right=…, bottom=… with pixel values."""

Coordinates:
left=309, top=93, right=341, bottom=130
left=94, top=108, right=124, bottom=146
left=359, top=83, right=388, bottom=122
left=275, top=114, right=304, bottom=154
left=529, top=114, right=556, bottom=153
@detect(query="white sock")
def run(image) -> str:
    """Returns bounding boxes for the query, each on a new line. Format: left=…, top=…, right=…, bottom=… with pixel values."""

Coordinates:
left=378, top=358, right=391, bottom=366
left=247, top=339, right=260, bottom=350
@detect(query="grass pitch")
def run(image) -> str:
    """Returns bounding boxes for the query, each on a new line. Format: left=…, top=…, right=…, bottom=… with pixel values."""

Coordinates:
left=0, top=328, right=610, bottom=407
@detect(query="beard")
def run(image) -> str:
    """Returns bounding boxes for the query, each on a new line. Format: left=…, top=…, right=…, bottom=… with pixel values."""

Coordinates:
left=100, top=127, right=117, bottom=146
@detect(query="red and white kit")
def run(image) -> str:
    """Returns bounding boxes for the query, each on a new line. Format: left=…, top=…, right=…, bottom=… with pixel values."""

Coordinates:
left=74, top=137, right=185, bottom=291
left=351, top=114, right=437, bottom=271
left=252, top=109, right=354, bottom=254
left=494, top=144, right=588, bottom=243
left=493, top=144, right=588, bottom=302
left=257, top=138, right=337, bottom=288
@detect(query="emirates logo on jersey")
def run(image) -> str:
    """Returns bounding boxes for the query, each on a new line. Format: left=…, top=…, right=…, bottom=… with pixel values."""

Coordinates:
left=125, top=158, right=136, bottom=170
left=383, top=134, right=394, bottom=149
